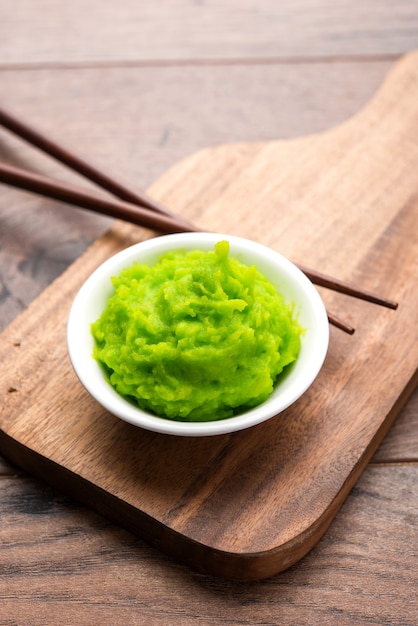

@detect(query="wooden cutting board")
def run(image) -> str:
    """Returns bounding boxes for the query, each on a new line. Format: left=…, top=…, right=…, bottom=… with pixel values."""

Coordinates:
left=1, top=52, right=417, bottom=581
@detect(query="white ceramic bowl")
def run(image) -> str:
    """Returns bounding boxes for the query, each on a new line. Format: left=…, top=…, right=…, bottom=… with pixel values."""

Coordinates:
left=67, top=232, right=329, bottom=436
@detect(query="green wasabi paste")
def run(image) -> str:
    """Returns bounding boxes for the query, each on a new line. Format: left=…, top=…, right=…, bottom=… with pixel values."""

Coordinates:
left=91, top=241, right=303, bottom=421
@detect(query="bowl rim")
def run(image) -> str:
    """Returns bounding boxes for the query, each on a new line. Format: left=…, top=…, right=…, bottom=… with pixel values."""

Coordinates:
left=67, top=232, right=329, bottom=436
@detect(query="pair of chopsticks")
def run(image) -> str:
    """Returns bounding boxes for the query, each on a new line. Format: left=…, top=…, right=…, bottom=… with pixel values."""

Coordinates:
left=0, top=105, right=397, bottom=334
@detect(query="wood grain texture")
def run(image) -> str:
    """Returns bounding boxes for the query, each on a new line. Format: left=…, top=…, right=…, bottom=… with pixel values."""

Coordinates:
left=0, top=52, right=417, bottom=580
left=0, top=0, right=417, bottom=619
left=0, top=61, right=393, bottom=193
left=372, top=386, right=418, bottom=462
left=0, top=464, right=416, bottom=625
left=0, top=0, right=417, bottom=65
left=0, top=61, right=392, bottom=331
left=1, top=61, right=415, bottom=467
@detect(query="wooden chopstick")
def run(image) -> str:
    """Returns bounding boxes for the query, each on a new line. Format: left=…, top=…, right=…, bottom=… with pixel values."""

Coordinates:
left=0, top=106, right=398, bottom=333
left=0, top=161, right=195, bottom=235
left=298, top=265, right=398, bottom=310
left=0, top=105, right=193, bottom=229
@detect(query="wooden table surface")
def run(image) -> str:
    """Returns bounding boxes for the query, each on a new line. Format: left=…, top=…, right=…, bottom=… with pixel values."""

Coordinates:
left=0, top=2, right=417, bottom=624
